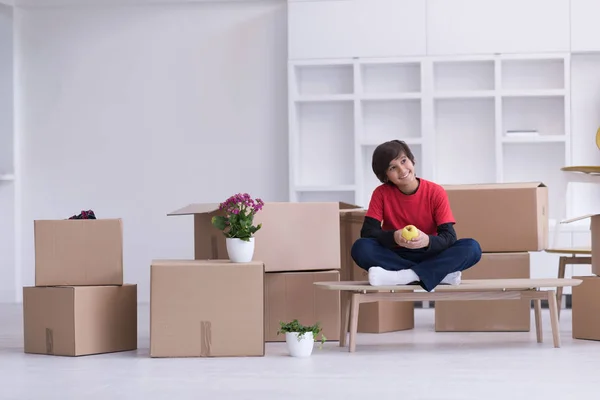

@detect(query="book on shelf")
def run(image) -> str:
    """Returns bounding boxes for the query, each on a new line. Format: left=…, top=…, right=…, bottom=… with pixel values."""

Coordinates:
left=505, top=130, right=539, bottom=137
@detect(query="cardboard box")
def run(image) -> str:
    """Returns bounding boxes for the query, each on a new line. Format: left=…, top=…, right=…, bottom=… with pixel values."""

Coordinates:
left=339, top=209, right=367, bottom=281
left=168, top=202, right=360, bottom=272
left=150, top=259, right=264, bottom=357
left=352, top=265, right=415, bottom=333
left=561, top=214, right=600, bottom=275
left=23, top=285, right=137, bottom=356
left=264, top=270, right=340, bottom=342
left=572, top=276, right=600, bottom=341
left=435, top=253, right=530, bottom=332
left=443, top=182, right=548, bottom=252
left=34, top=219, right=123, bottom=286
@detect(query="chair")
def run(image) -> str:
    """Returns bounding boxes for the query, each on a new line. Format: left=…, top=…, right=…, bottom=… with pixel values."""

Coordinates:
left=544, top=247, right=592, bottom=318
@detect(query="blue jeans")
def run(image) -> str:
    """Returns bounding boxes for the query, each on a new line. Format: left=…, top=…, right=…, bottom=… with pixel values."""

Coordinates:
left=350, top=238, right=482, bottom=291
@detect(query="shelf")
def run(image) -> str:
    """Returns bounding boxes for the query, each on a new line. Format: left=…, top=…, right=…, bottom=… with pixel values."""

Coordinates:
left=502, top=96, right=565, bottom=137
left=361, top=62, right=421, bottom=94
left=433, top=90, right=494, bottom=99
left=0, top=174, right=14, bottom=181
left=434, top=60, right=495, bottom=92
left=295, top=64, right=354, bottom=96
left=294, top=94, right=354, bottom=103
left=501, top=58, right=565, bottom=90
left=361, top=93, right=421, bottom=101
left=361, top=98, right=421, bottom=145
left=434, top=98, right=496, bottom=184
left=288, top=54, right=573, bottom=223
left=501, top=89, right=567, bottom=98
left=502, top=135, right=567, bottom=143
left=295, top=101, right=354, bottom=187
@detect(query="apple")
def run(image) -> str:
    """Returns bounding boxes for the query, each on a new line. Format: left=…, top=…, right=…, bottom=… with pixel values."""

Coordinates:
left=401, top=225, right=419, bottom=241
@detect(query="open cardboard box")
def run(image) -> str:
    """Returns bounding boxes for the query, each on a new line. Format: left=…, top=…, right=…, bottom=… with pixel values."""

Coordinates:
left=443, top=182, right=548, bottom=252
left=168, top=201, right=361, bottom=272
left=561, top=213, right=600, bottom=275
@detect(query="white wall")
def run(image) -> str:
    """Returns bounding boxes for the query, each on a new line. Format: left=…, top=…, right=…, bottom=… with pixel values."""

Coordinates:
left=0, top=4, right=14, bottom=303
left=15, top=0, right=288, bottom=302
left=0, top=5, right=12, bottom=174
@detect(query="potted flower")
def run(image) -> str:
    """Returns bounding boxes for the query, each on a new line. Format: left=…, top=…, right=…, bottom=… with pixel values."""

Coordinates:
left=211, top=193, right=264, bottom=263
left=277, top=319, right=326, bottom=357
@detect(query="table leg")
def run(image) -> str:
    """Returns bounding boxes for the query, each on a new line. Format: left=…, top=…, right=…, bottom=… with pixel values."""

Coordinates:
left=547, top=290, right=561, bottom=348
left=348, top=293, right=360, bottom=353
left=339, top=291, right=350, bottom=348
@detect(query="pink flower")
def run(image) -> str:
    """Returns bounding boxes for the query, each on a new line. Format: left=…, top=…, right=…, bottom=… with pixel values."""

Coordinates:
left=211, top=192, right=265, bottom=241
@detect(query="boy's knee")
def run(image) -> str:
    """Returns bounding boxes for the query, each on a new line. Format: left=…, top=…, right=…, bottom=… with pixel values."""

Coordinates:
left=462, top=238, right=482, bottom=262
left=350, top=238, right=375, bottom=261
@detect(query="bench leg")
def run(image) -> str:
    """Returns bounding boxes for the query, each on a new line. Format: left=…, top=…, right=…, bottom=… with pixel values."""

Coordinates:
left=348, top=293, right=360, bottom=353
left=556, top=256, right=566, bottom=320
left=533, top=299, right=543, bottom=343
left=547, top=290, right=561, bottom=348
left=339, top=291, right=350, bottom=348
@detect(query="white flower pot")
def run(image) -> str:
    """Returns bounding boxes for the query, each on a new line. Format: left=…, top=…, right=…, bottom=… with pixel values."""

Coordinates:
left=226, top=237, right=255, bottom=263
left=285, top=332, right=315, bottom=357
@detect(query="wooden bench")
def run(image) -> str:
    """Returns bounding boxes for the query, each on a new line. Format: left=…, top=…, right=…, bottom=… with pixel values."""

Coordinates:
left=314, top=278, right=582, bottom=352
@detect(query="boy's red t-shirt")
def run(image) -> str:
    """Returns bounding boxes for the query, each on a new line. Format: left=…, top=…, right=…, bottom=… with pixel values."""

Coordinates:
left=365, top=178, right=455, bottom=236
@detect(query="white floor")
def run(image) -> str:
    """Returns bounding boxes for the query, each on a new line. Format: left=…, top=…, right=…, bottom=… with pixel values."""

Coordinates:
left=1, top=304, right=599, bottom=400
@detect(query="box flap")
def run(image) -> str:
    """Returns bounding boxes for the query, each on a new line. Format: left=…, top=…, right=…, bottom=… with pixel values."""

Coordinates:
left=443, top=182, right=546, bottom=190
left=339, top=202, right=362, bottom=210
left=167, top=203, right=220, bottom=216
left=561, top=214, right=600, bottom=224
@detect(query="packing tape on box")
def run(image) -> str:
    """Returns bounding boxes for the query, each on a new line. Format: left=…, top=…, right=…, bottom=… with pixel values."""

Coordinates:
left=200, top=321, right=212, bottom=357
left=45, top=328, right=54, bottom=355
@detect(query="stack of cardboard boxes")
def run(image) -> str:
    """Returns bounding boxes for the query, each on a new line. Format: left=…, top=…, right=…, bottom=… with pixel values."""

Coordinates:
left=569, top=213, right=600, bottom=341
left=23, top=217, right=137, bottom=356
left=435, top=182, right=548, bottom=332
left=149, top=202, right=357, bottom=357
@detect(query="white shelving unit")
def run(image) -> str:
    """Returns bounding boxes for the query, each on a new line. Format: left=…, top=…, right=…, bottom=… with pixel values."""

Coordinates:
left=288, top=53, right=572, bottom=223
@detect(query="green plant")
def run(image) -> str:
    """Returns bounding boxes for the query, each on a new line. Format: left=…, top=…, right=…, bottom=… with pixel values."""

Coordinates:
left=211, top=193, right=264, bottom=241
left=277, top=319, right=326, bottom=346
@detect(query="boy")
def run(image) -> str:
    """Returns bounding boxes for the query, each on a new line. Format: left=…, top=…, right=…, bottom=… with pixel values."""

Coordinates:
left=350, top=140, right=482, bottom=292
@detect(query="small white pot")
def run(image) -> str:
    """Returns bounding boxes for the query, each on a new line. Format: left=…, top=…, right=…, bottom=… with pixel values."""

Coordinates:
left=226, top=237, right=255, bottom=263
left=285, top=332, right=315, bottom=357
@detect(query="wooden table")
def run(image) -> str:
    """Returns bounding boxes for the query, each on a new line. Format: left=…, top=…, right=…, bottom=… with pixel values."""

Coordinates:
left=315, top=278, right=582, bottom=352
left=560, top=166, right=600, bottom=175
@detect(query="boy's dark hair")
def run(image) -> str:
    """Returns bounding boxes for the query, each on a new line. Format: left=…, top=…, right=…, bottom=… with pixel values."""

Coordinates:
left=371, top=140, right=416, bottom=183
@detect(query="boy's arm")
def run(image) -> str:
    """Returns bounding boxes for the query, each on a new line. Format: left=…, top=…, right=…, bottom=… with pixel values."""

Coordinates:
left=360, top=216, right=397, bottom=249
left=425, top=185, right=457, bottom=254
left=360, top=186, right=397, bottom=249
left=425, top=223, right=457, bottom=254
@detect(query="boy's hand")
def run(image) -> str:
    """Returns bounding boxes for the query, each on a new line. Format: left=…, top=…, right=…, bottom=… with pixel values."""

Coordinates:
left=394, top=228, right=430, bottom=249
